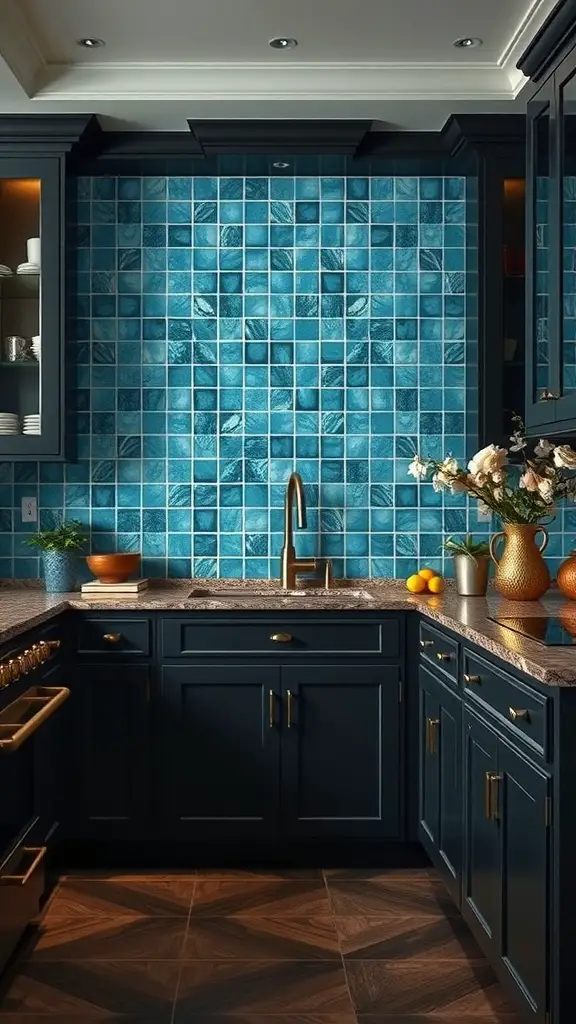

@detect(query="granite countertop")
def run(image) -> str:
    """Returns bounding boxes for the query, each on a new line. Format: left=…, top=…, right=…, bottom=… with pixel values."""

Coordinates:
left=1, top=579, right=576, bottom=687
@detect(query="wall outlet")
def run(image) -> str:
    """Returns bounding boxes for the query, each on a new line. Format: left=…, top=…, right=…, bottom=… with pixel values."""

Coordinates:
left=21, top=497, right=37, bottom=523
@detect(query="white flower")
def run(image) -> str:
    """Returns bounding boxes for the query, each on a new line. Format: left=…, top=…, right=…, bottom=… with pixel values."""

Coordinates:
left=440, top=456, right=459, bottom=475
left=535, top=438, right=555, bottom=458
left=432, top=471, right=450, bottom=492
left=468, top=471, right=487, bottom=488
left=553, top=445, right=576, bottom=469
left=493, top=487, right=504, bottom=501
left=491, top=469, right=505, bottom=485
left=538, top=478, right=555, bottom=503
left=407, top=455, right=428, bottom=480
left=509, top=431, right=527, bottom=453
left=520, top=467, right=542, bottom=492
left=449, top=477, right=468, bottom=493
left=468, top=444, right=508, bottom=480
left=478, top=502, right=492, bottom=517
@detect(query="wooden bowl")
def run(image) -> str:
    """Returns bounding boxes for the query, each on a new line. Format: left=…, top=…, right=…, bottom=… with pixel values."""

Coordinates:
left=86, top=553, right=141, bottom=585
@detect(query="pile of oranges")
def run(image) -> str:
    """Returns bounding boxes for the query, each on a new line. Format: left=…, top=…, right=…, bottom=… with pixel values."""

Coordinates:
left=406, top=568, right=445, bottom=595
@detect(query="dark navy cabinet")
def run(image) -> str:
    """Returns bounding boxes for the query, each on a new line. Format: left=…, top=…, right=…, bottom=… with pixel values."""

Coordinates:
left=158, top=665, right=280, bottom=835
left=418, top=665, right=462, bottom=903
left=463, top=707, right=501, bottom=949
left=68, top=664, right=151, bottom=833
left=282, top=664, right=401, bottom=838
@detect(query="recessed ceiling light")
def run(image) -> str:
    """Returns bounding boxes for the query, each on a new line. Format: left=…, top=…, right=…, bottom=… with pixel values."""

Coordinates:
left=273, top=161, right=290, bottom=169
left=269, top=37, right=298, bottom=50
left=77, top=37, right=105, bottom=48
left=453, top=37, right=482, bottom=48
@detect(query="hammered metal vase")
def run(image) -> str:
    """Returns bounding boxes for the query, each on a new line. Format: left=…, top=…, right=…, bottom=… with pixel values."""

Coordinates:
left=489, top=523, right=550, bottom=601
left=557, top=551, right=576, bottom=599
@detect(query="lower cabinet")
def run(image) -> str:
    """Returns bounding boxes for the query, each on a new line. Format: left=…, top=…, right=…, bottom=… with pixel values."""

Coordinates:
left=463, top=705, right=550, bottom=1023
left=282, top=664, right=400, bottom=838
left=418, top=665, right=462, bottom=903
left=68, top=664, right=151, bottom=832
left=159, top=665, right=280, bottom=835
left=159, top=662, right=401, bottom=840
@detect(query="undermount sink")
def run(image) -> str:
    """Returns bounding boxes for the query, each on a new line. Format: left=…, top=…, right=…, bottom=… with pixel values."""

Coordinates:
left=187, top=588, right=374, bottom=601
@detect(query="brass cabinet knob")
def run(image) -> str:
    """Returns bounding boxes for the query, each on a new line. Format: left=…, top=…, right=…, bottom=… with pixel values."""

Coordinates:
left=46, top=639, right=61, bottom=650
left=420, top=639, right=434, bottom=648
left=539, top=389, right=560, bottom=401
left=464, top=673, right=481, bottom=684
left=0, top=664, right=9, bottom=688
left=270, top=633, right=293, bottom=643
left=509, top=707, right=529, bottom=722
left=103, top=633, right=122, bottom=643
left=436, top=651, right=452, bottom=662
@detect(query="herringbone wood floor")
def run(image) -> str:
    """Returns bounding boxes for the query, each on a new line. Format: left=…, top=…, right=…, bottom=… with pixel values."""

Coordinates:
left=0, top=868, right=523, bottom=1022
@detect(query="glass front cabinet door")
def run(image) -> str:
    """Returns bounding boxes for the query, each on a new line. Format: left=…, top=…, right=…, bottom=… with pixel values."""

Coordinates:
left=0, top=158, right=63, bottom=458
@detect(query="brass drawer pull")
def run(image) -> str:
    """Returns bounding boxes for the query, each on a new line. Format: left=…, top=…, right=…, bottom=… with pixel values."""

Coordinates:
left=436, top=651, right=453, bottom=662
left=287, top=689, right=294, bottom=728
left=509, top=707, right=529, bottom=722
left=268, top=689, right=275, bottom=729
left=420, top=639, right=434, bottom=648
left=103, top=633, right=122, bottom=643
left=0, top=686, right=70, bottom=752
left=485, top=772, right=502, bottom=820
left=464, top=674, right=481, bottom=684
left=270, top=632, right=292, bottom=643
left=0, top=846, right=46, bottom=886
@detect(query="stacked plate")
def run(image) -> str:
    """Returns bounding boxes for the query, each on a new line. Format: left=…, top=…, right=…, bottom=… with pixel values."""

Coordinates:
left=0, top=413, right=20, bottom=435
left=31, top=336, right=40, bottom=361
left=16, top=263, right=40, bottom=275
left=23, top=414, right=40, bottom=435
left=0, top=264, right=12, bottom=278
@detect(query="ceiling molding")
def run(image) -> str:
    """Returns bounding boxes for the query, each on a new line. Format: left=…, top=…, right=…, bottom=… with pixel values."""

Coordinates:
left=0, top=0, right=45, bottom=96
left=33, top=61, right=515, bottom=102
left=188, top=119, right=372, bottom=155
left=441, top=113, right=525, bottom=156
left=0, top=113, right=98, bottom=153
left=517, top=0, right=576, bottom=81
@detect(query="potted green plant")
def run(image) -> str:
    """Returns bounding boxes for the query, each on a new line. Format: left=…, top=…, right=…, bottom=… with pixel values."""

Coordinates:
left=26, top=519, right=87, bottom=593
left=443, top=535, right=491, bottom=596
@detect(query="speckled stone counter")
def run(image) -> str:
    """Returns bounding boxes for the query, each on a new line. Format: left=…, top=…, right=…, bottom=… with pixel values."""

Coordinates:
left=1, top=579, right=576, bottom=686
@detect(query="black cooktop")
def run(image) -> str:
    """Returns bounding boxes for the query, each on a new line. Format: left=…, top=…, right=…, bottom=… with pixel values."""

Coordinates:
left=488, top=615, right=576, bottom=646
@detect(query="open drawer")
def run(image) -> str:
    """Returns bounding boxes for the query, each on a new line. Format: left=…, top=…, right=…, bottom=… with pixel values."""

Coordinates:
left=0, top=686, right=70, bottom=753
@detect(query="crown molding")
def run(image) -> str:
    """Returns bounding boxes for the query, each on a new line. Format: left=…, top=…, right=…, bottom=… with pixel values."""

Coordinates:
left=0, top=113, right=99, bottom=154
left=442, top=113, right=526, bottom=157
left=188, top=119, right=372, bottom=155
left=0, top=0, right=45, bottom=96
left=517, top=0, right=576, bottom=82
left=34, top=61, right=514, bottom=102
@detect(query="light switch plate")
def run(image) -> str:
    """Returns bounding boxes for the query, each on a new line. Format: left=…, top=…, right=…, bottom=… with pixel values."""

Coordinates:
left=21, top=497, right=37, bottom=522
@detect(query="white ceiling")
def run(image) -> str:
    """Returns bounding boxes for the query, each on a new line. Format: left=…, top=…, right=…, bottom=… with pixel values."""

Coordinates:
left=0, top=0, right=560, bottom=131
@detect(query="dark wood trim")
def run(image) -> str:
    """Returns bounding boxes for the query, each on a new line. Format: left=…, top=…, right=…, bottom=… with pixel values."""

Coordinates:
left=188, top=118, right=372, bottom=155
left=442, top=114, right=525, bottom=157
left=0, top=114, right=98, bottom=155
left=517, top=0, right=576, bottom=83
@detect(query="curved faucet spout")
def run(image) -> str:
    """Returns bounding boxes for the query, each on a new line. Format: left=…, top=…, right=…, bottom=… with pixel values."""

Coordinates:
left=280, top=472, right=316, bottom=589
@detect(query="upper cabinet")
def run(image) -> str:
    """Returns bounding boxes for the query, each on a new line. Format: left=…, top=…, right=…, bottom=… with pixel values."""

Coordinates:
left=0, top=116, right=95, bottom=459
left=521, top=6, right=576, bottom=434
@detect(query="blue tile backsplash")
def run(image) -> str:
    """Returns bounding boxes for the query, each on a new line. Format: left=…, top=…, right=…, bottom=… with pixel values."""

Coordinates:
left=0, top=170, right=511, bottom=581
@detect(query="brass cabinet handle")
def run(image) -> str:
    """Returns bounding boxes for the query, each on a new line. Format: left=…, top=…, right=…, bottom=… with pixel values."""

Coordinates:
left=509, top=707, right=529, bottom=722
left=268, top=689, right=275, bottom=729
left=270, top=633, right=292, bottom=643
left=426, top=717, right=439, bottom=754
left=539, top=389, right=560, bottom=401
left=485, top=772, right=502, bottom=820
left=287, top=689, right=293, bottom=728
left=0, top=686, right=70, bottom=752
left=420, top=639, right=434, bottom=648
left=18, top=651, right=32, bottom=674
left=0, top=664, right=9, bottom=689
left=7, top=659, right=20, bottom=683
left=436, top=652, right=452, bottom=662
left=46, top=639, right=61, bottom=650
left=103, top=633, right=122, bottom=643
left=464, top=674, right=481, bottom=684
left=0, top=846, right=46, bottom=886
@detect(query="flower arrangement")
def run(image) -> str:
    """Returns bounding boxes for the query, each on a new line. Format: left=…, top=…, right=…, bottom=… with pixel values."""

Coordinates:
left=408, top=418, right=576, bottom=524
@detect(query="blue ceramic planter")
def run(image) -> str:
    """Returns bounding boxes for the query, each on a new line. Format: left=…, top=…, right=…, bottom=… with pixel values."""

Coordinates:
left=42, top=551, right=77, bottom=593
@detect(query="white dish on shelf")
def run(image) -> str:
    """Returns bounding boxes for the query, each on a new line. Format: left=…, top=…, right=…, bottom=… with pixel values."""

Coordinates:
left=16, top=264, right=40, bottom=275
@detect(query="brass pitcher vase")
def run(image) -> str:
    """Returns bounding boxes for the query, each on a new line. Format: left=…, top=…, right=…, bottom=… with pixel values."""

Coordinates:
left=489, top=523, right=550, bottom=601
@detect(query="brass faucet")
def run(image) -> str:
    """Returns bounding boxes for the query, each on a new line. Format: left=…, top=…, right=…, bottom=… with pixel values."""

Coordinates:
left=280, top=472, right=332, bottom=589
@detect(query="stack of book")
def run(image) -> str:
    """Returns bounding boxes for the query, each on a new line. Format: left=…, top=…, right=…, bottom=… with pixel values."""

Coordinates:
left=81, top=578, right=149, bottom=598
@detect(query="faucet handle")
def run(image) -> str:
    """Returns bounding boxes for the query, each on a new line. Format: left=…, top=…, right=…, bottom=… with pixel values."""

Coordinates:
left=323, top=559, right=333, bottom=589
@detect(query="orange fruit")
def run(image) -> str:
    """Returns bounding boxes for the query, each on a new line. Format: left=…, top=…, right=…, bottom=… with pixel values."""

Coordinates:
left=406, top=574, right=427, bottom=594
left=427, top=575, right=445, bottom=594
left=418, top=568, right=437, bottom=581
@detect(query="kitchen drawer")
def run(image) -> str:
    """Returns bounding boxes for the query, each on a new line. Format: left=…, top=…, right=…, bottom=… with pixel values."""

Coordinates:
left=0, top=839, right=45, bottom=974
left=161, top=616, right=400, bottom=658
left=463, top=650, right=549, bottom=756
left=75, top=617, right=151, bottom=657
left=419, top=621, right=459, bottom=684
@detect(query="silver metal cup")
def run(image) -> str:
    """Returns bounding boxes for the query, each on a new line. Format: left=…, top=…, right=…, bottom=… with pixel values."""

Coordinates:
left=453, top=554, right=489, bottom=596
left=3, top=336, right=31, bottom=362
